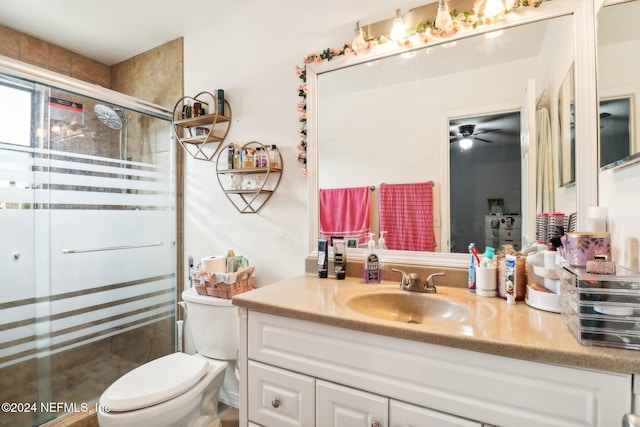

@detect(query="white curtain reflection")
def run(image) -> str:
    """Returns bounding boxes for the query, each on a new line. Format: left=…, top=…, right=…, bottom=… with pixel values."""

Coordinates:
left=536, top=107, right=554, bottom=213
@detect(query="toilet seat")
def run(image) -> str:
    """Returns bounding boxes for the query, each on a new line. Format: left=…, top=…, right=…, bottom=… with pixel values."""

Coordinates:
left=101, top=352, right=209, bottom=412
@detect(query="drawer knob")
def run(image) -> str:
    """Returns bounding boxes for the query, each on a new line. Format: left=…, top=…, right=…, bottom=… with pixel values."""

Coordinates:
left=371, top=422, right=381, bottom=427
left=271, top=398, right=281, bottom=408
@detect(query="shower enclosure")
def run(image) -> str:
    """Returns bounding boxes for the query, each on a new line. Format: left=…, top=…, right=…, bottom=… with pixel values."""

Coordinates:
left=0, top=58, right=177, bottom=426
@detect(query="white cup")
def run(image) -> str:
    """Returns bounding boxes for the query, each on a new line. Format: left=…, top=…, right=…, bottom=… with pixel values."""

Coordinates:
left=476, top=266, right=497, bottom=297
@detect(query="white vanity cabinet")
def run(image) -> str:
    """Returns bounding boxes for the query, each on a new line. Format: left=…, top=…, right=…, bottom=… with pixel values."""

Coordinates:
left=248, top=360, right=480, bottom=427
left=248, top=361, right=315, bottom=426
left=239, top=310, right=632, bottom=427
left=316, top=380, right=387, bottom=427
left=390, top=400, right=481, bottom=427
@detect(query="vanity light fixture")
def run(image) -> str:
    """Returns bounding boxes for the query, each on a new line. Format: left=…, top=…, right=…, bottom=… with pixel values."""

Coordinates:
left=459, top=137, right=474, bottom=150
left=435, top=0, right=453, bottom=32
left=352, top=21, right=367, bottom=53
left=484, top=0, right=505, bottom=18
left=390, top=9, right=407, bottom=41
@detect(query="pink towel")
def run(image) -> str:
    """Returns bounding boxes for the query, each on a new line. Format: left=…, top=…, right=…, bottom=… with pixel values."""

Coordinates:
left=378, top=182, right=436, bottom=251
left=319, top=187, right=370, bottom=244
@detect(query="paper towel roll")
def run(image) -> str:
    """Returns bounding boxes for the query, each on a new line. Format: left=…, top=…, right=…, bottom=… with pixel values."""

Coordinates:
left=201, top=256, right=226, bottom=273
left=586, top=206, right=608, bottom=232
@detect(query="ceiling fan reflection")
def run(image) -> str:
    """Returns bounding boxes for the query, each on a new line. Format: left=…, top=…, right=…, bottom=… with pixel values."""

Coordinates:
left=450, top=124, right=498, bottom=150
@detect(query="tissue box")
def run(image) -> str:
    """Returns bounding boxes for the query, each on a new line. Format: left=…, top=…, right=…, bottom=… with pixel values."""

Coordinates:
left=560, top=262, right=640, bottom=350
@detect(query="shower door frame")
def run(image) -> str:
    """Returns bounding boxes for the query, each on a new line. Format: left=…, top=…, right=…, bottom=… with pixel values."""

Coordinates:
left=0, top=54, right=182, bottom=426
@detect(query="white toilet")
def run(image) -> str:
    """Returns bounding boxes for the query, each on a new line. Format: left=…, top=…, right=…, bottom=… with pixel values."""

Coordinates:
left=98, top=287, right=239, bottom=427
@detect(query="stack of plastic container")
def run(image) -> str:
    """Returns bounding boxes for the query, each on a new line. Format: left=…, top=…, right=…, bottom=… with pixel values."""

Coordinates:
left=560, top=263, right=640, bottom=350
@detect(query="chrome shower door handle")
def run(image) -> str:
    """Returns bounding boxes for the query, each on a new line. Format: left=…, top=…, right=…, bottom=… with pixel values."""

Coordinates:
left=623, top=413, right=640, bottom=427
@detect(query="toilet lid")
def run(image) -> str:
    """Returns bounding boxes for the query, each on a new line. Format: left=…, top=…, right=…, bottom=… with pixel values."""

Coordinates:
left=101, top=352, right=209, bottom=412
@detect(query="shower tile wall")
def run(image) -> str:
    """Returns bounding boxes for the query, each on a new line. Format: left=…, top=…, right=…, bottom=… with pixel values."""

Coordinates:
left=0, top=25, right=110, bottom=87
left=111, top=38, right=183, bottom=110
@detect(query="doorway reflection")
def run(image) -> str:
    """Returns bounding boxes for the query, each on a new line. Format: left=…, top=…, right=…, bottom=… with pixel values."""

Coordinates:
left=449, top=111, right=521, bottom=253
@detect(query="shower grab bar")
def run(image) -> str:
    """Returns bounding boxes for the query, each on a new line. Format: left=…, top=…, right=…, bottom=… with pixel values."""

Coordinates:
left=62, top=241, right=163, bottom=254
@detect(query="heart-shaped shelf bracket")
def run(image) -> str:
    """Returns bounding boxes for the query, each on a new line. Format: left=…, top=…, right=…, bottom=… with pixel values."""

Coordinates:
left=215, top=141, right=283, bottom=214
left=172, top=91, right=232, bottom=161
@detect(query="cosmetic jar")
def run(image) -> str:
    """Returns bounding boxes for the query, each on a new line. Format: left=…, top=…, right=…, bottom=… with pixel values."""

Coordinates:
left=564, top=232, right=611, bottom=267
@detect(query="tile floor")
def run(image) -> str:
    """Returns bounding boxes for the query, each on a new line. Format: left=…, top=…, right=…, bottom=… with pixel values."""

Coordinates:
left=5, top=351, right=239, bottom=427
left=43, top=402, right=239, bottom=427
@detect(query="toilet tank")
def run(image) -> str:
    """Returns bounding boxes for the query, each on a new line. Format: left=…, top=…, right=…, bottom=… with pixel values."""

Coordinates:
left=181, top=287, right=239, bottom=360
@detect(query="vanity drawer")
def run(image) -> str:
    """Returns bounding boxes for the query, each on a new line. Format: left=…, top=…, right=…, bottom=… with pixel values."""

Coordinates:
left=248, top=360, right=315, bottom=427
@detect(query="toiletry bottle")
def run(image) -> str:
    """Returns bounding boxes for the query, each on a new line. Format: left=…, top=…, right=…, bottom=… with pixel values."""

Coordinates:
left=260, top=147, right=268, bottom=168
left=227, top=145, right=235, bottom=169
left=318, top=238, right=328, bottom=278
left=378, top=231, right=388, bottom=250
left=468, top=243, right=477, bottom=293
left=366, top=233, right=376, bottom=253
left=333, top=239, right=347, bottom=280
left=217, top=89, right=225, bottom=116
left=232, top=146, right=242, bottom=169
left=253, top=147, right=261, bottom=168
left=268, top=145, right=280, bottom=169
left=363, top=233, right=381, bottom=284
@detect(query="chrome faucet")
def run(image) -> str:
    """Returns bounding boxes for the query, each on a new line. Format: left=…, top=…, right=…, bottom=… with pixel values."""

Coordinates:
left=392, top=269, right=444, bottom=293
left=425, top=272, right=445, bottom=293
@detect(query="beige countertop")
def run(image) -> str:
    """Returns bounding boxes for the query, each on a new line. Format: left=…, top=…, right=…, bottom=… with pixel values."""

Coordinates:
left=232, top=274, right=640, bottom=375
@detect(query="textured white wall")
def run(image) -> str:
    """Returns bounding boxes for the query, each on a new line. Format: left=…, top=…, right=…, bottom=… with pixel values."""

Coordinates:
left=181, top=0, right=640, bottom=283
left=181, top=0, right=430, bottom=286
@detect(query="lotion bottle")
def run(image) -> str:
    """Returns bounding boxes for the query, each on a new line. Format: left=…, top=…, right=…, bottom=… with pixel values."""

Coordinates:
left=378, top=231, right=388, bottom=250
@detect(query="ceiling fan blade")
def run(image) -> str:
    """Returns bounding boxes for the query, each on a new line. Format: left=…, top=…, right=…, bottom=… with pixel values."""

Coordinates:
left=473, top=128, right=502, bottom=136
left=474, top=136, right=494, bottom=143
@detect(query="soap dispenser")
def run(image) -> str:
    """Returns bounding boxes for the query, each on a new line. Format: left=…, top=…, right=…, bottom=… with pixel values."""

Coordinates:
left=363, top=233, right=381, bottom=284
left=378, top=231, right=388, bottom=250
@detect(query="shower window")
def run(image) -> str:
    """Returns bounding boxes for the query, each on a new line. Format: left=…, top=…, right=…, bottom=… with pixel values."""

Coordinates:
left=0, top=71, right=176, bottom=426
left=0, top=80, right=33, bottom=147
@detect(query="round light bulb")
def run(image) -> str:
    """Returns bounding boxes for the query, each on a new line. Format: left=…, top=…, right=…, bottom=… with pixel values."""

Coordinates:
left=460, top=138, right=473, bottom=150
left=390, top=18, right=406, bottom=41
left=484, top=0, right=504, bottom=18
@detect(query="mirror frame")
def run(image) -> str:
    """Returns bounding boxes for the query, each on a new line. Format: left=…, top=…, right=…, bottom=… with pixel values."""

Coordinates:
left=597, top=0, right=640, bottom=171
left=307, top=0, right=598, bottom=268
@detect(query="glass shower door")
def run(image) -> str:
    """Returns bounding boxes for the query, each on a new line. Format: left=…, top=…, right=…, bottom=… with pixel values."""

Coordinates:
left=0, top=73, right=177, bottom=426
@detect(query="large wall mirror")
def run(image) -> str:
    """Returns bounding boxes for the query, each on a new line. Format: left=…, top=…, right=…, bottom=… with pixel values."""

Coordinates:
left=307, top=0, right=595, bottom=267
left=597, top=0, right=640, bottom=170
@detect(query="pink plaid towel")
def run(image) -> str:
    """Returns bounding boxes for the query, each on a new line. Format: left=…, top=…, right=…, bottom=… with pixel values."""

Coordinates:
left=378, top=182, right=436, bottom=251
left=319, top=187, right=370, bottom=244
